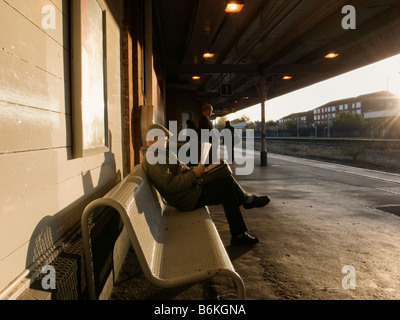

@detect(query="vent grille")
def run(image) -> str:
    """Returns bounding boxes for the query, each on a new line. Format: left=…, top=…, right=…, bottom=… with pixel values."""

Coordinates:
left=376, top=187, right=400, bottom=195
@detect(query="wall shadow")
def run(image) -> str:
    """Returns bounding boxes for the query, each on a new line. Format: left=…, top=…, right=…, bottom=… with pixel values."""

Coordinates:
left=19, top=0, right=127, bottom=300
left=25, top=142, right=121, bottom=299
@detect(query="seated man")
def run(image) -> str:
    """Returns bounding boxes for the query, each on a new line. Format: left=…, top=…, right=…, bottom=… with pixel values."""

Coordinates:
left=141, top=124, right=270, bottom=246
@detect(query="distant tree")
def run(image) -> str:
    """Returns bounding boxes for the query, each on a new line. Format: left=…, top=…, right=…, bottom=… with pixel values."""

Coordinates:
left=266, top=120, right=277, bottom=127
left=332, top=111, right=365, bottom=131
left=216, top=116, right=228, bottom=131
left=231, top=115, right=251, bottom=124
left=285, top=119, right=298, bottom=131
left=264, top=120, right=278, bottom=136
left=247, top=122, right=257, bottom=130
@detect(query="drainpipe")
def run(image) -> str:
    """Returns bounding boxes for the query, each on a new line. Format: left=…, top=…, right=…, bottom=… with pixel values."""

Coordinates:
left=145, top=0, right=153, bottom=106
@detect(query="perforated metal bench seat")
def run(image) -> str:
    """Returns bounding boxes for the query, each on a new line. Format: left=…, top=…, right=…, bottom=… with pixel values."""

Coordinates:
left=81, top=164, right=246, bottom=300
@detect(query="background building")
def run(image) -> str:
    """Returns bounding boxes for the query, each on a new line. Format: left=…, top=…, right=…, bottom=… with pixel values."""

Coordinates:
left=312, top=91, right=400, bottom=125
left=276, top=91, right=400, bottom=138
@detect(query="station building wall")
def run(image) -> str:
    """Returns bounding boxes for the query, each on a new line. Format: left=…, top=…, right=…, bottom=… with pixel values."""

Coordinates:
left=0, top=0, right=127, bottom=296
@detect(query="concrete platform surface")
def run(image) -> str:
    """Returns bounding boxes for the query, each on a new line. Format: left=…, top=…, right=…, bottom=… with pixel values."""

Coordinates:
left=110, top=152, right=400, bottom=300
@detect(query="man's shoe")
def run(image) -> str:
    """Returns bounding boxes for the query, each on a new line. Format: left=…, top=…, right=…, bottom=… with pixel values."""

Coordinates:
left=231, top=232, right=260, bottom=246
left=243, top=195, right=270, bottom=209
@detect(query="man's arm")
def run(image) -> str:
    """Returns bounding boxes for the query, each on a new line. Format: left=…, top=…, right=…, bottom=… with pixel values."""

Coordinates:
left=147, top=163, right=204, bottom=194
left=191, top=164, right=205, bottom=177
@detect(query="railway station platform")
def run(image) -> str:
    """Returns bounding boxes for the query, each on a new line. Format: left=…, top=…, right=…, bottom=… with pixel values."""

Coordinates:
left=110, top=151, right=400, bottom=300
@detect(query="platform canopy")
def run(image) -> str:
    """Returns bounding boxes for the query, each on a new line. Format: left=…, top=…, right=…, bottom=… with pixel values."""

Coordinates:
left=154, top=0, right=400, bottom=116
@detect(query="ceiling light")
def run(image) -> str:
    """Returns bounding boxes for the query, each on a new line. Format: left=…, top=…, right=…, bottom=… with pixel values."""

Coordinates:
left=203, top=50, right=215, bottom=59
left=192, top=75, right=201, bottom=80
left=325, top=52, right=339, bottom=59
left=283, top=75, right=292, bottom=80
left=225, top=0, right=244, bottom=13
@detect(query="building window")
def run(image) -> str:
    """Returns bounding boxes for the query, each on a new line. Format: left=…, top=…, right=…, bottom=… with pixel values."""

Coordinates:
left=71, top=0, right=108, bottom=158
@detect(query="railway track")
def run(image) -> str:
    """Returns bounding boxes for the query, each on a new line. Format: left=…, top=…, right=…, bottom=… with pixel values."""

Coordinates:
left=249, top=137, right=400, bottom=174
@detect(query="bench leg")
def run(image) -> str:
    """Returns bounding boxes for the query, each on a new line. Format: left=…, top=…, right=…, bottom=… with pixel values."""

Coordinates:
left=232, top=275, right=246, bottom=300
left=220, top=270, right=246, bottom=300
left=81, top=203, right=98, bottom=300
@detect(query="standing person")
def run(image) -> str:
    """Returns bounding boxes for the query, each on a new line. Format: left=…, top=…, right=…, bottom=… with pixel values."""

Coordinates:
left=197, top=104, right=215, bottom=164
left=186, top=119, right=197, bottom=131
left=198, top=104, right=213, bottom=132
left=142, top=124, right=271, bottom=246
left=185, top=119, right=197, bottom=166
left=224, top=120, right=235, bottom=162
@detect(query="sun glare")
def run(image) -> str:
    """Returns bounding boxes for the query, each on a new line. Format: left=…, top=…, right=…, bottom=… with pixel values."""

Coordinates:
left=223, top=54, right=400, bottom=122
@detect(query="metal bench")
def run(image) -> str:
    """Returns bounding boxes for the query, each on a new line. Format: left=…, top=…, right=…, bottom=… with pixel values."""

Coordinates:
left=81, top=164, right=246, bottom=300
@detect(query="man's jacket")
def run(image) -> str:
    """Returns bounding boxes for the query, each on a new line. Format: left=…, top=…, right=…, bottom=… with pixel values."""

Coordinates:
left=141, top=146, right=202, bottom=211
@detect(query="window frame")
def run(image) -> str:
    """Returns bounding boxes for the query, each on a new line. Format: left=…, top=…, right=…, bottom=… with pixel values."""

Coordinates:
left=71, top=0, right=109, bottom=158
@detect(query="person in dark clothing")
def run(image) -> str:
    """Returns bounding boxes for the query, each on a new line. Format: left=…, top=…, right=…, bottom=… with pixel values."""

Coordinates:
left=197, top=104, right=215, bottom=164
left=142, top=124, right=271, bottom=246
left=186, top=119, right=197, bottom=131
left=185, top=119, right=198, bottom=166
left=224, top=120, right=235, bottom=162
left=197, top=104, right=213, bottom=132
